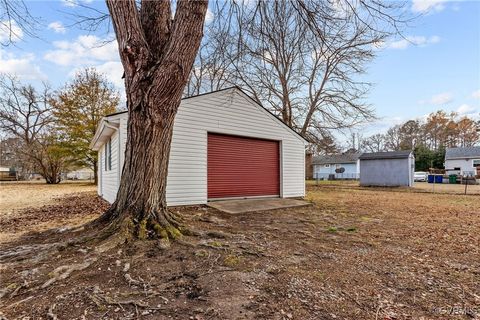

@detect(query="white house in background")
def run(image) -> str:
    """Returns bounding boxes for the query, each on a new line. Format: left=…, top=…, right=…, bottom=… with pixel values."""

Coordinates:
left=66, top=167, right=94, bottom=180
left=90, top=87, right=307, bottom=206
left=444, top=147, right=480, bottom=177
left=312, top=153, right=361, bottom=180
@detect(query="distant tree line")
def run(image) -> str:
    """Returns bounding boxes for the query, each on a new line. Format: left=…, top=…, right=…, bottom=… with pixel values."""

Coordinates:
left=360, top=111, right=480, bottom=170
left=0, top=69, right=119, bottom=184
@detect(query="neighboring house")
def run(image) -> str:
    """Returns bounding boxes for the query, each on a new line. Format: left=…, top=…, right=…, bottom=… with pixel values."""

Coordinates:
left=312, top=153, right=361, bottom=180
left=444, top=147, right=480, bottom=177
left=0, top=166, right=16, bottom=181
left=90, top=87, right=307, bottom=205
left=66, top=167, right=94, bottom=180
left=359, top=151, right=414, bottom=187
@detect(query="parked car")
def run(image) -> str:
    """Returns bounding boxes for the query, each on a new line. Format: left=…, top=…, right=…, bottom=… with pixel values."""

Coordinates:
left=414, top=171, right=428, bottom=182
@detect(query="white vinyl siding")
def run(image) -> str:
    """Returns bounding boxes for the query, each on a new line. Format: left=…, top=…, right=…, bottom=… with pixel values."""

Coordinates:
left=445, top=158, right=477, bottom=175
left=99, top=130, right=120, bottom=203
left=97, top=88, right=306, bottom=206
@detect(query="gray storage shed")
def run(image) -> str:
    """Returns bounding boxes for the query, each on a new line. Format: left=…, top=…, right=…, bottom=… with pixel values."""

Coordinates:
left=359, top=151, right=414, bottom=187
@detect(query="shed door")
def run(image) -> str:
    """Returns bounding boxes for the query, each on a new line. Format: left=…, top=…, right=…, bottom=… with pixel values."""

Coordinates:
left=208, top=133, right=280, bottom=199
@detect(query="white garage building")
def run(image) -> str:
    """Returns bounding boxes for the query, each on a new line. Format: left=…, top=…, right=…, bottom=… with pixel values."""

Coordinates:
left=90, top=87, right=307, bottom=206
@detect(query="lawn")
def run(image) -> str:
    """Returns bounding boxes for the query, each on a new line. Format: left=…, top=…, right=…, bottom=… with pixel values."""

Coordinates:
left=0, top=182, right=479, bottom=319
left=0, top=182, right=99, bottom=243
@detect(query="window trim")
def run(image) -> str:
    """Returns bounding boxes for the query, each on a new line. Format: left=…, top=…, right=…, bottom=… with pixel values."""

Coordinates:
left=105, top=138, right=112, bottom=171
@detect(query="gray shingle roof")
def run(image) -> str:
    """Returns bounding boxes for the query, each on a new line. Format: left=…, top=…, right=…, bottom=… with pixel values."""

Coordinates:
left=312, top=153, right=361, bottom=165
left=359, top=151, right=412, bottom=160
left=445, top=147, right=480, bottom=160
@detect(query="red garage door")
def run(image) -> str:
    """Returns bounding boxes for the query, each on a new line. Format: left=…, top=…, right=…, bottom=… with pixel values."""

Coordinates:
left=208, top=133, right=280, bottom=199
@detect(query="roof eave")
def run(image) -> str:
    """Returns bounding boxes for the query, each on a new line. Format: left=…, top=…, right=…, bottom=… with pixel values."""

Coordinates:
left=445, top=156, right=480, bottom=160
left=90, top=119, right=120, bottom=151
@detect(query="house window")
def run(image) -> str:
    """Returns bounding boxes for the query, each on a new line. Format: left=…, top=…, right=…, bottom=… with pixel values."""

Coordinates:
left=324, top=164, right=330, bottom=168
left=473, top=160, right=480, bottom=167
left=105, top=138, right=112, bottom=171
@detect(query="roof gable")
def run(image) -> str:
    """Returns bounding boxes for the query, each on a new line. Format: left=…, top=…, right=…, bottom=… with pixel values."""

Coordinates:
left=107, top=87, right=308, bottom=143
left=92, top=87, right=307, bottom=149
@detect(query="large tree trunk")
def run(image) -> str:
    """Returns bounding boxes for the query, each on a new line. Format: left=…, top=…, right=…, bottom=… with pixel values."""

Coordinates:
left=93, top=160, right=98, bottom=185
left=100, top=0, right=208, bottom=241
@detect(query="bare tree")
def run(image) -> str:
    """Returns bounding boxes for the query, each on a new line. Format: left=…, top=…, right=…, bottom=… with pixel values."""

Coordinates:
left=185, top=30, right=236, bottom=96
left=1, top=0, right=410, bottom=242
left=456, top=117, right=480, bottom=147
left=190, top=0, right=410, bottom=149
left=423, top=110, right=456, bottom=150
left=383, top=124, right=404, bottom=151
left=0, top=74, right=66, bottom=183
left=0, top=0, right=38, bottom=46
left=361, top=133, right=387, bottom=152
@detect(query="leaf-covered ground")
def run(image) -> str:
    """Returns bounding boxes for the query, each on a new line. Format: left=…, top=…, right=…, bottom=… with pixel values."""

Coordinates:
left=0, top=182, right=479, bottom=319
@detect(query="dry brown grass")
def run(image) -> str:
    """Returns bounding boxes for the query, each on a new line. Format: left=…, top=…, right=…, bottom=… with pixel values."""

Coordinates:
left=308, top=179, right=480, bottom=195
left=0, top=182, right=99, bottom=243
left=0, top=181, right=96, bottom=215
left=413, top=181, right=480, bottom=194
left=0, top=183, right=479, bottom=319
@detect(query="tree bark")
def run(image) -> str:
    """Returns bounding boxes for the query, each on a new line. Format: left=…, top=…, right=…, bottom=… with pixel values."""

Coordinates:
left=93, top=160, right=98, bottom=185
left=100, top=0, right=208, bottom=241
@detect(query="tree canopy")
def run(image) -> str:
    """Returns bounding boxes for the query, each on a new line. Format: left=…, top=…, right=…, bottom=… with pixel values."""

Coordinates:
left=51, top=68, right=119, bottom=184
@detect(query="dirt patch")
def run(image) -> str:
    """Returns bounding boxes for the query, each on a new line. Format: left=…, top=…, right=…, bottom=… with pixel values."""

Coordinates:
left=0, top=184, right=479, bottom=319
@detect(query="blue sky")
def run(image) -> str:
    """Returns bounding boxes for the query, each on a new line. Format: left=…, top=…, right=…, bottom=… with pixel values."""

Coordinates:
left=362, top=0, right=480, bottom=135
left=0, top=0, right=479, bottom=137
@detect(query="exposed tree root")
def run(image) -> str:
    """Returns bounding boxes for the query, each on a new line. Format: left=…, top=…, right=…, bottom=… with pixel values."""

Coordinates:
left=88, top=286, right=163, bottom=312
left=41, top=258, right=96, bottom=289
left=84, top=205, right=189, bottom=246
left=0, top=207, right=197, bottom=307
left=47, top=303, right=57, bottom=320
left=0, top=243, right=60, bottom=264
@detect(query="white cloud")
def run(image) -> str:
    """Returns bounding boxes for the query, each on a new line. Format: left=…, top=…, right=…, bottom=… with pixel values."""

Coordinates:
left=388, top=35, right=440, bottom=50
left=61, top=0, right=93, bottom=7
left=48, top=21, right=66, bottom=34
left=96, top=61, right=125, bottom=102
left=44, top=34, right=125, bottom=101
left=0, top=20, right=23, bottom=44
left=366, top=116, right=405, bottom=133
left=412, top=0, right=448, bottom=13
left=44, top=35, right=119, bottom=66
left=65, top=56, right=125, bottom=103
left=0, top=51, right=45, bottom=80
left=205, top=8, right=214, bottom=24
left=61, top=0, right=78, bottom=7
left=457, top=104, right=477, bottom=116
left=430, top=92, right=454, bottom=105
left=418, top=92, right=454, bottom=106
left=472, top=90, right=480, bottom=99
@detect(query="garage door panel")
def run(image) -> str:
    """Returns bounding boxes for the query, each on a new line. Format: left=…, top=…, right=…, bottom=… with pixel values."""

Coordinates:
left=208, top=133, right=280, bottom=199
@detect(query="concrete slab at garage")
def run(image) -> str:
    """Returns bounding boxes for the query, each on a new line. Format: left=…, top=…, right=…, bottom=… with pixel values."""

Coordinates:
left=207, top=198, right=311, bottom=214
